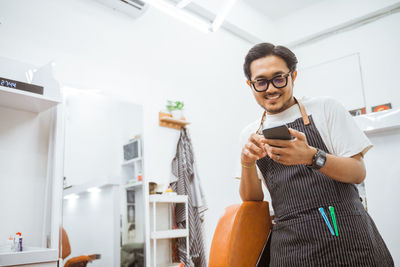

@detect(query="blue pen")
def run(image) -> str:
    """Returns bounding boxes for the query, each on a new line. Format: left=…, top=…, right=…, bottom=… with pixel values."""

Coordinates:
left=319, top=207, right=335, bottom=236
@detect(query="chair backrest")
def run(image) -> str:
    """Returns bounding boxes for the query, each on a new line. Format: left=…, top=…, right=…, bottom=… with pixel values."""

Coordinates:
left=64, top=256, right=91, bottom=267
left=209, top=201, right=272, bottom=267
left=60, top=227, right=71, bottom=260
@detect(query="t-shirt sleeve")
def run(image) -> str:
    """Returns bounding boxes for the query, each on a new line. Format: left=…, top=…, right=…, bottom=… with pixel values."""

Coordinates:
left=324, top=97, right=373, bottom=157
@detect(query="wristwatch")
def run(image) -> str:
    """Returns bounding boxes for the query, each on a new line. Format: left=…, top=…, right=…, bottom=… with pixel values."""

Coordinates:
left=308, top=148, right=327, bottom=170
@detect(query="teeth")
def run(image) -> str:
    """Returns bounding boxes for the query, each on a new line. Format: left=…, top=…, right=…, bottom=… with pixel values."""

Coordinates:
left=266, top=95, right=280, bottom=100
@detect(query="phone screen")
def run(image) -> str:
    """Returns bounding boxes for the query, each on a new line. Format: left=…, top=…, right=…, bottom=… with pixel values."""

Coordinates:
left=262, top=125, right=292, bottom=140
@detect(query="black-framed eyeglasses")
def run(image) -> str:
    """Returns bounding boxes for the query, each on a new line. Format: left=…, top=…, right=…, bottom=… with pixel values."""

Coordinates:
left=249, top=72, right=291, bottom=92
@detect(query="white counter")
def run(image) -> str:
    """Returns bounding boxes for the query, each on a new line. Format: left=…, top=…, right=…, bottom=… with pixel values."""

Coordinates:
left=0, top=246, right=58, bottom=267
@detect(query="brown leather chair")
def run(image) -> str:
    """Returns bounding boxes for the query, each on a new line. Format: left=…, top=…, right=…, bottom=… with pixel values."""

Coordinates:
left=60, top=227, right=101, bottom=267
left=209, top=201, right=273, bottom=267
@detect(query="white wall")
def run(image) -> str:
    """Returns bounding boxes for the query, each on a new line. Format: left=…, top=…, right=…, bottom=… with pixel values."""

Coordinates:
left=364, top=129, right=400, bottom=264
left=293, top=12, right=400, bottom=110
left=275, top=0, right=400, bottom=45
left=295, top=53, right=366, bottom=110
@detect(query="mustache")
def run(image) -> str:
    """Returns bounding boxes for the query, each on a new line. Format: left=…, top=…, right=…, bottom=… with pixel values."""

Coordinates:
left=264, top=92, right=281, bottom=97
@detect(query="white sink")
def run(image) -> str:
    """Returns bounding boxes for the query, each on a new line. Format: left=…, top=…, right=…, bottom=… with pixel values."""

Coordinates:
left=0, top=246, right=58, bottom=266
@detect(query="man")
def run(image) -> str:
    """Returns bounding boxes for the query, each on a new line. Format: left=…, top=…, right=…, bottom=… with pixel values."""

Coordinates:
left=239, top=43, right=393, bottom=266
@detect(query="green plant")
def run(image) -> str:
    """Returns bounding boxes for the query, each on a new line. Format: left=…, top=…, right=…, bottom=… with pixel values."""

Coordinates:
left=175, top=101, right=184, bottom=110
left=166, top=100, right=184, bottom=112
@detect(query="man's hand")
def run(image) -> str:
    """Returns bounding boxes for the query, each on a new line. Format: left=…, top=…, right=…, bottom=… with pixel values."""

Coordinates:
left=241, top=133, right=268, bottom=165
left=264, top=128, right=316, bottom=165
left=240, top=133, right=266, bottom=201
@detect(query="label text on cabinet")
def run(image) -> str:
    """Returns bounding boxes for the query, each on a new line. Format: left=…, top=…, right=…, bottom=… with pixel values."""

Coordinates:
left=1, top=79, right=17, bottom=88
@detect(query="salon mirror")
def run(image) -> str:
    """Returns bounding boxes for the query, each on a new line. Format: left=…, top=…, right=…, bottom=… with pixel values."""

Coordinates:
left=61, top=89, right=146, bottom=267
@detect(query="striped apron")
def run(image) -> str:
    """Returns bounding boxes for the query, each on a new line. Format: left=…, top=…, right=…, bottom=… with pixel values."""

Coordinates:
left=256, top=101, right=394, bottom=266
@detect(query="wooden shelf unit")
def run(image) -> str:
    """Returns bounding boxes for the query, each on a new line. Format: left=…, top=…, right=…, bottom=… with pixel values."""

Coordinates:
left=159, top=112, right=190, bottom=130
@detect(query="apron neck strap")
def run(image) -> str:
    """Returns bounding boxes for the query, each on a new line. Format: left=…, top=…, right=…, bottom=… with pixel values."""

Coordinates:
left=294, top=97, right=310, bottom=125
left=256, top=97, right=310, bottom=134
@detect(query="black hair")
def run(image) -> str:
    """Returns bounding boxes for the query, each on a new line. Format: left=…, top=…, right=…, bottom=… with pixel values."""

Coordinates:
left=243, top=43, right=298, bottom=80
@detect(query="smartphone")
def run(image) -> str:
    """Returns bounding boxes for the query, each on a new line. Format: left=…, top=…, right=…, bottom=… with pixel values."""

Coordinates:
left=262, top=124, right=292, bottom=140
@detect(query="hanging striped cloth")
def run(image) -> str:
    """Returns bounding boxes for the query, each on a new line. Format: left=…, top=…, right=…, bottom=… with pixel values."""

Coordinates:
left=171, top=128, right=207, bottom=267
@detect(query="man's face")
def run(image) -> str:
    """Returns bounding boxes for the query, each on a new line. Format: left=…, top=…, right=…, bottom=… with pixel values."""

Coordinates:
left=248, top=55, right=297, bottom=114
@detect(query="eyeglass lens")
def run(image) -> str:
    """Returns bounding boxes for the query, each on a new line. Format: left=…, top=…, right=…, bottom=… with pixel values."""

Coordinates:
left=253, top=75, right=288, bottom=92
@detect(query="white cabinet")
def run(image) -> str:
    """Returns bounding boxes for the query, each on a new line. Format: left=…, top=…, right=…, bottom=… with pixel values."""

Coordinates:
left=122, top=138, right=143, bottom=186
left=122, top=182, right=145, bottom=246
left=121, top=155, right=145, bottom=246
left=149, top=194, right=189, bottom=267
left=0, top=82, right=62, bottom=266
left=0, top=85, right=61, bottom=113
left=0, top=247, right=58, bottom=267
left=121, top=158, right=143, bottom=187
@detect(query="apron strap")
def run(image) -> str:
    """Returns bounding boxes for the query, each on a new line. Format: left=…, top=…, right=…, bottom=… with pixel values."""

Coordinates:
left=256, top=97, right=310, bottom=134
left=256, top=111, right=267, bottom=134
left=294, top=97, right=310, bottom=125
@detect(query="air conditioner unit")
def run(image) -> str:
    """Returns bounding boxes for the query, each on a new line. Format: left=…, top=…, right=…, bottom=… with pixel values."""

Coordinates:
left=95, top=0, right=148, bottom=18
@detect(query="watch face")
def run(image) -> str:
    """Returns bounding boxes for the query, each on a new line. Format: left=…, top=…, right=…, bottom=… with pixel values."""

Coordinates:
left=316, top=157, right=325, bottom=166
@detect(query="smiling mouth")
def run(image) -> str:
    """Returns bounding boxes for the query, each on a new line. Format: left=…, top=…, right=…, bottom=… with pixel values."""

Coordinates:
left=264, top=94, right=280, bottom=100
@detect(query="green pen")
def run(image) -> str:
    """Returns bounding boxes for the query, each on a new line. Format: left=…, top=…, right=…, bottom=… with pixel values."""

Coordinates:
left=329, top=206, right=339, bottom=236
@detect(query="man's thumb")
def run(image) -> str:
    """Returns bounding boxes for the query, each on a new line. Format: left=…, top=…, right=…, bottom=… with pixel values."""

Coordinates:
left=289, top=128, right=305, bottom=141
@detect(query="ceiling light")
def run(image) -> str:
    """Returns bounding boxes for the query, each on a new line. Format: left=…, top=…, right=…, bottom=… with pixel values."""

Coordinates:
left=176, top=0, right=193, bottom=9
left=88, top=187, right=102, bottom=193
left=142, top=0, right=211, bottom=33
left=64, top=193, right=80, bottom=200
left=211, top=0, right=238, bottom=32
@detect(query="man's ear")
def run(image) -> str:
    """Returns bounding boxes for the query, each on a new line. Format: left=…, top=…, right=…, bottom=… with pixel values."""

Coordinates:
left=291, top=70, right=298, bottom=83
left=246, top=80, right=251, bottom=87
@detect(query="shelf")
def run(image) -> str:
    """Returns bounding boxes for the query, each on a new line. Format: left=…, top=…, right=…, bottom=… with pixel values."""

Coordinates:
left=125, top=181, right=143, bottom=189
left=149, top=194, right=187, bottom=203
left=122, top=157, right=142, bottom=166
left=0, top=85, right=61, bottom=113
left=150, top=229, right=188, bottom=240
left=159, top=112, right=190, bottom=130
left=354, top=108, right=400, bottom=136
left=364, top=125, right=400, bottom=135
left=150, top=193, right=189, bottom=266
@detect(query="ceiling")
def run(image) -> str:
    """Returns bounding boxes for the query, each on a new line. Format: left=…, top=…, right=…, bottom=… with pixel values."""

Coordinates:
left=243, top=0, right=325, bottom=20
left=139, top=0, right=400, bottom=45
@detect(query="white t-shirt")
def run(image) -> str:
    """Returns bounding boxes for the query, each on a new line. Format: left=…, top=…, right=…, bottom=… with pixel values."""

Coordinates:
left=235, top=96, right=373, bottom=208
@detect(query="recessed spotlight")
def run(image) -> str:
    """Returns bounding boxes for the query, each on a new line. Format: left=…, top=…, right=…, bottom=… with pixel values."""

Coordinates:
left=64, top=193, right=80, bottom=200
left=88, top=187, right=102, bottom=193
